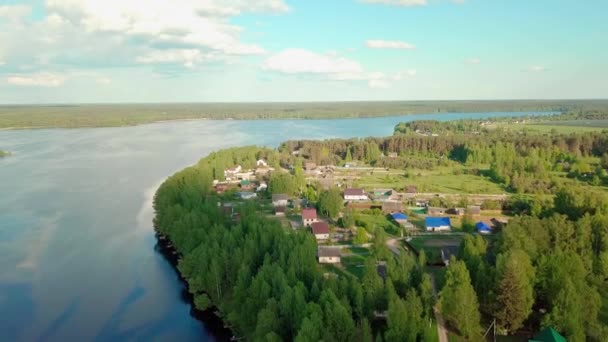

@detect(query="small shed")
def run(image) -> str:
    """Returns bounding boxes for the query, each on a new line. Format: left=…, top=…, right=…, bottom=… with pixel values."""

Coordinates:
left=529, top=327, right=566, bottom=342
left=427, top=207, right=447, bottom=216
left=390, top=212, right=408, bottom=225
left=238, top=192, right=257, bottom=200
left=425, top=217, right=451, bottom=232
left=318, top=246, right=341, bottom=264
left=275, top=206, right=286, bottom=216
left=475, top=221, right=492, bottom=234
left=272, top=194, right=289, bottom=207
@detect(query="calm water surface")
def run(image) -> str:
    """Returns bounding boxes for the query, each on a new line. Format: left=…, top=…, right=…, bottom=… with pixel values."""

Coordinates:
left=0, top=112, right=547, bottom=341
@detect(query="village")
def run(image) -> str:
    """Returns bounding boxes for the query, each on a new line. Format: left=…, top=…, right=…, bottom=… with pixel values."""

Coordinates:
left=213, top=158, right=511, bottom=274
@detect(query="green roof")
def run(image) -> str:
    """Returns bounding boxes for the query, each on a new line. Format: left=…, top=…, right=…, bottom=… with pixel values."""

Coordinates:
left=529, top=327, right=566, bottom=342
left=240, top=179, right=251, bottom=185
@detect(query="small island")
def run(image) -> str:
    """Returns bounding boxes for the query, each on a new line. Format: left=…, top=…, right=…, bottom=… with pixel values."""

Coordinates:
left=154, top=114, right=608, bottom=341
left=0, top=150, right=11, bottom=158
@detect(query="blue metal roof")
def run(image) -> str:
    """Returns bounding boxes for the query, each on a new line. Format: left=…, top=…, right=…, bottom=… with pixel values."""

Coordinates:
left=391, top=212, right=408, bottom=220
left=425, top=217, right=451, bottom=227
left=476, top=221, right=491, bottom=232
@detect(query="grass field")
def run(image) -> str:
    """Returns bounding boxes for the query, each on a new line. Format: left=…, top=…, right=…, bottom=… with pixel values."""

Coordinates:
left=354, top=212, right=401, bottom=236
left=356, top=168, right=506, bottom=194
left=495, top=120, right=608, bottom=134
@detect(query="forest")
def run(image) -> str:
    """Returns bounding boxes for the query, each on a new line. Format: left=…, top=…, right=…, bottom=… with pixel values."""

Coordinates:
left=155, top=117, right=608, bottom=340
left=2, top=99, right=607, bottom=129
left=154, top=147, right=437, bottom=341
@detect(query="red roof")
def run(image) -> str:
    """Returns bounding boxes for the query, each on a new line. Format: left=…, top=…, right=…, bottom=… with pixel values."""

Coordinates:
left=311, top=222, right=330, bottom=235
left=344, top=188, right=365, bottom=196
left=302, top=208, right=317, bottom=220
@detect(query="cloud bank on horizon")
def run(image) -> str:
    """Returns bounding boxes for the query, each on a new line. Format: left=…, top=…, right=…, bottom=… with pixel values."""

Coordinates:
left=0, top=0, right=606, bottom=103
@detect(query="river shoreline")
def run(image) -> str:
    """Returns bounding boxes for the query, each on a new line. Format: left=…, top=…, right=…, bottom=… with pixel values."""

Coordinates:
left=154, top=232, right=234, bottom=341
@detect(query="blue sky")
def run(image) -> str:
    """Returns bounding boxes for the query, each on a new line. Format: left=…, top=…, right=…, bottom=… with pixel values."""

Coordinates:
left=0, top=0, right=606, bottom=103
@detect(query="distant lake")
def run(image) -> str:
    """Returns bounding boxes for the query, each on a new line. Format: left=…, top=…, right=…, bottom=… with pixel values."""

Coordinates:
left=0, top=111, right=552, bottom=341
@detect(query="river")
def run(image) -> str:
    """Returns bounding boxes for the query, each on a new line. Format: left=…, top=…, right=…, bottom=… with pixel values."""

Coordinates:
left=0, top=112, right=546, bottom=341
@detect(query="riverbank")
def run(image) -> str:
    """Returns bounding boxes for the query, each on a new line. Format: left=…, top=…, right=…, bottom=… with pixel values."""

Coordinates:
left=154, top=232, right=234, bottom=341
left=1, top=99, right=603, bottom=129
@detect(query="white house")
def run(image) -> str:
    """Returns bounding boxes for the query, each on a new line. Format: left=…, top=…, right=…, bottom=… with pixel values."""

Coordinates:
left=224, top=165, right=242, bottom=180
left=272, top=194, right=289, bottom=207
left=318, top=246, right=341, bottom=264
left=301, top=208, right=318, bottom=226
left=344, top=188, right=368, bottom=201
left=257, top=159, right=268, bottom=167
left=238, top=192, right=257, bottom=200
left=257, top=182, right=268, bottom=192
left=311, top=222, right=330, bottom=241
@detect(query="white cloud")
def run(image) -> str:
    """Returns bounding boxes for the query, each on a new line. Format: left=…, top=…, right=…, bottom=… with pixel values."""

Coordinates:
left=0, top=5, right=31, bottom=20
left=361, top=0, right=427, bottom=6
left=528, top=65, right=547, bottom=72
left=392, top=69, right=417, bottom=80
left=369, top=79, right=390, bottom=89
left=264, top=49, right=413, bottom=89
left=263, top=49, right=364, bottom=74
left=96, top=77, right=111, bottom=85
left=44, top=0, right=282, bottom=56
left=7, top=73, right=67, bottom=87
left=136, top=49, right=221, bottom=67
left=366, top=40, right=416, bottom=50
left=465, top=58, right=481, bottom=65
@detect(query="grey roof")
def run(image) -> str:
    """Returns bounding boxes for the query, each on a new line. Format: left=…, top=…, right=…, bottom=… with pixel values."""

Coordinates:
left=318, top=246, right=341, bottom=258
left=272, top=194, right=289, bottom=201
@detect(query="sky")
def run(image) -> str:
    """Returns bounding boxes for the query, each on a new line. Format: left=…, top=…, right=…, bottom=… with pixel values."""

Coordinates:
left=0, top=0, right=606, bottom=104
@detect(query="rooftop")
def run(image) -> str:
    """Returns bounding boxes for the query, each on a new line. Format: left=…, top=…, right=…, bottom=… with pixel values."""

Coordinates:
left=344, top=188, right=365, bottom=196
left=302, top=208, right=317, bottom=220
left=311, top=221, right=330, bottom=235
left=425, top=217, right=451, bottom=227
left=272, top=193, right=289, bottom=201
left=391, top=212, right=408, bottom=221
left=318, top=246, right=341, bottom=258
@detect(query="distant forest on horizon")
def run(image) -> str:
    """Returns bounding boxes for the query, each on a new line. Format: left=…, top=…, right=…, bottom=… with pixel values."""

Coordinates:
left=1, top=99, right=607, bottom=129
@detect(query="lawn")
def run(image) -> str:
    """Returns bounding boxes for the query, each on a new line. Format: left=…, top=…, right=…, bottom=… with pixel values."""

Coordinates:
left=341, top=255, right=367, bottom=279
left=408, top=235, right=463, bottom=264
left=356, top=168, right=505, bottom=194
left=496, top=121, right=607, bottom=134
left=354, top=212, right=401, bottom=236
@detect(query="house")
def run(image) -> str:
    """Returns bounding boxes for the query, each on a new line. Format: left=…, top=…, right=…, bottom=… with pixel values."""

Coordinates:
left=476, top=221, right=492, bottom=234
left=302, top=208, right=318, bottom=226
left=529, top=327, right=566, bottom=342
left=318, top=246, right=341, bottom=264
left=449, top=207, right=466, bottom=216
left=415, top=199, right=428, bottom=207
left=304, top=162, right=317, bottom=171
left=272, top=194, right=289, bottom=207
left=256, top=182, right=267, bottom=192
left=224, top=165, right=242, bottom=180
left=275, top=206, right=286, bottom=216
left=255, top=166, right=274, bottom=176
left=214, top=183, right=229, bottom=194
left=311, top=221, right=330, bottom=241
left=427, top=207, right=447, bottom=216
left=237, top=192, right=257, bottom=200
left=425, top=217, right=451, bottom=232
left=240, top=179, right=255, bottom=191
left=390, top=212, right=409, bottom=226
left=344, top=188, right=368, bottom=201
left=382, top=200, right=403, bottom=213
left=256, top=159, right=268, bottom=167
left=373, top=189, right=397, bottom=202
